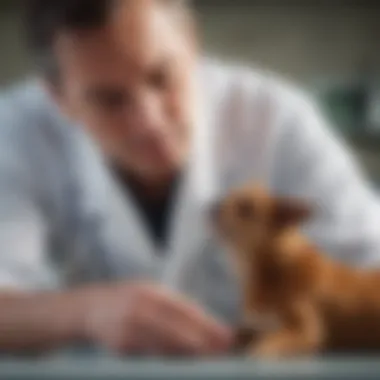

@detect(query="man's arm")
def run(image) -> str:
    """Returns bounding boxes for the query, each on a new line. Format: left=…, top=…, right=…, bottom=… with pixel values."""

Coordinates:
left=0, top=291, right=88, bottom=352
left=271, top=88, right=380, bottom=266
left=0, top=197, right=86, bottom=352
left=0, top=195, right=232, bottom=355
left=0, top=124, right=89, bottom=351
left=0, top=175, right=231, bottom=356
left=0, top=114, right=231, bottom=355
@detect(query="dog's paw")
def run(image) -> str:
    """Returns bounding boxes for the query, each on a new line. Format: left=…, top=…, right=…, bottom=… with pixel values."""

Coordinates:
left=247, top=334, right=303, bottom=359
left=248, top=335, right=319, bottom=359
left=248, top=341, right=285, bottom=359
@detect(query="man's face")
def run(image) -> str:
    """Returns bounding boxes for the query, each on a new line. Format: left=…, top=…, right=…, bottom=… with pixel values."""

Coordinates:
left=51, top=0, right=196, bottom=182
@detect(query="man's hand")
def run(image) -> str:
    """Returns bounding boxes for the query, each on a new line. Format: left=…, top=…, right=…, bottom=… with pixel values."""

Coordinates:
left=82, top=282, right=233, bottom=356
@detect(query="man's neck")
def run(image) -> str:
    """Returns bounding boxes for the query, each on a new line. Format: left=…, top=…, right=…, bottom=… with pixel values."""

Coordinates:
left=112, top=165, right=180, bottom=203
left=132, top=177, right=177, bottom=202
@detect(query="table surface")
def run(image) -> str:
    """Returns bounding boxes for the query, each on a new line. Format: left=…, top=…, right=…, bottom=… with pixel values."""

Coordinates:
left=1, top=357, right=380, bottom=380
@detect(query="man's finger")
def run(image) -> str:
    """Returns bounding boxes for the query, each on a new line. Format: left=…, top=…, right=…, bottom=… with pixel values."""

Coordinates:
left=151, top=288, right=233, bottom=350
left=140, top=309, right=208, bottom=355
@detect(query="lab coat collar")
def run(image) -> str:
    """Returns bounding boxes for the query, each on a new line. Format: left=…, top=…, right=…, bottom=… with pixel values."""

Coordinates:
left=161, top=63, right=220, bottom=288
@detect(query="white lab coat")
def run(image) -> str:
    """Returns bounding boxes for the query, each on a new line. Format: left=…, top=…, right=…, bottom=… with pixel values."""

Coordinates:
left=0, top=59, right=379, bottom=323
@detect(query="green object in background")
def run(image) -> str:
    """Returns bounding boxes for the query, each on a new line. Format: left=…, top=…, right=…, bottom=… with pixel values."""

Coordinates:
left=314, top=83, right=380, bottom=187
left=318, top=85, right=368, bottom=134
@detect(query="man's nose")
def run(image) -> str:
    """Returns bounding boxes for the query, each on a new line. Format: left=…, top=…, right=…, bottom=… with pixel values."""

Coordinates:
left=131, top=93, right=164, bottom=135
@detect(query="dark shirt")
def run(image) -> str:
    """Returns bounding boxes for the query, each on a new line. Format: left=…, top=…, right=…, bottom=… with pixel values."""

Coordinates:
left=112, top=166, right=181, bottom=250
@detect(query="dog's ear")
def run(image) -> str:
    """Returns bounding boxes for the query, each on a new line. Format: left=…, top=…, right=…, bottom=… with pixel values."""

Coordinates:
left=273, top=197, right=312, bottom=228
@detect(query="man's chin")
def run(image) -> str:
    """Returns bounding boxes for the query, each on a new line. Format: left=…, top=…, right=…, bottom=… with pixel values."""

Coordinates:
left=115, top=151, right=185, bottom=184
left=137, top=162, right=180, bottom=182
left=143, top=152, right=185, bottom=176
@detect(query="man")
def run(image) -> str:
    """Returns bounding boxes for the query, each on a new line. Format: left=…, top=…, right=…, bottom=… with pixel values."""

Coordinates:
left=0, top=0, right=379, bottom=356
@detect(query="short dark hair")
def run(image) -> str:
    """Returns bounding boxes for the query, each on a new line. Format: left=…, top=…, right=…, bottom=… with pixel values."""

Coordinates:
left=25, top=0, right=118, bottom=54
left=24, top=0, right=188, bottom=83
left=24, top=0, right=118, bottom=82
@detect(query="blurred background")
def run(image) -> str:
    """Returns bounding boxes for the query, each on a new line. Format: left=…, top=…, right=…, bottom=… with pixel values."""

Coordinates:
left=0, top=0, right=380, bottom=183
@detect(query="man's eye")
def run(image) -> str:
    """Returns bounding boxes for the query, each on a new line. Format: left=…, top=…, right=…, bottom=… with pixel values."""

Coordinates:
left=147, top=68, right=170, bottom=91
left=88, top=89, right=130, bottom=110
left=236, top=200, right=255, bottom=220
left=97, top=92, right=126, bottom=109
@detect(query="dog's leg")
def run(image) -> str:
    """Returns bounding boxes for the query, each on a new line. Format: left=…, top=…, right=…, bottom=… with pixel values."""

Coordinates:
left=248, top=302, right=324, bottom=358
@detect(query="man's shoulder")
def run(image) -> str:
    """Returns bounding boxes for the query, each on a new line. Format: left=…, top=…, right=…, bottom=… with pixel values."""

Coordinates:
left=0, top=79, right=81, bottom=190
left=201, top=58, right=316, bottom=116
left=0, top=79, right=74, bottom=151
left=0, top=79, right=59, bottom=126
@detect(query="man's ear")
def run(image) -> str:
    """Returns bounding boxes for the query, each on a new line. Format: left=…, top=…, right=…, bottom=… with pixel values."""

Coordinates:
left=273, top=197, right=312, bottom=228
left=43, top=80, right=77, bottom=121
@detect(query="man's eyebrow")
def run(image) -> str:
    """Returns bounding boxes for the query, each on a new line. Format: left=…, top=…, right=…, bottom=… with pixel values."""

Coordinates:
left=144, top=56, right=172, bottom=73
left=85, top=86, right=121, bottom=96
left=85, top=86, right=130, bottom=102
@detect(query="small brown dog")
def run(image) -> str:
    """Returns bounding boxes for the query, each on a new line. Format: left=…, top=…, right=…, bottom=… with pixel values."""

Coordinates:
left=212, top=184, right=380, bottom=358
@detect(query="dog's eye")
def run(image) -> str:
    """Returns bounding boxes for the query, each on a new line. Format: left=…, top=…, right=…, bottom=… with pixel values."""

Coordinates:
left=236, top=200, right=255, bottom=220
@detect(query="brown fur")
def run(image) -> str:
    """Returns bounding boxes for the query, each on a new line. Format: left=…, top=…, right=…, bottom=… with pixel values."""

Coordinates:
left=213, top=184, right=380, bottom=358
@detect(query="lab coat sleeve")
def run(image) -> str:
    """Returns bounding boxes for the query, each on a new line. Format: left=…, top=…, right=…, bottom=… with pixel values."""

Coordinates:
left=271, top=90, right=380, bottom=267
left=0, top=114, right=61, bottom=291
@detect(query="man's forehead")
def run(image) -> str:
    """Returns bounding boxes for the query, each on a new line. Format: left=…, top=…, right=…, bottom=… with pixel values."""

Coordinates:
left=54, top=0, right=186, bottom=80
left=111, top=0, right=183, bottom=59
